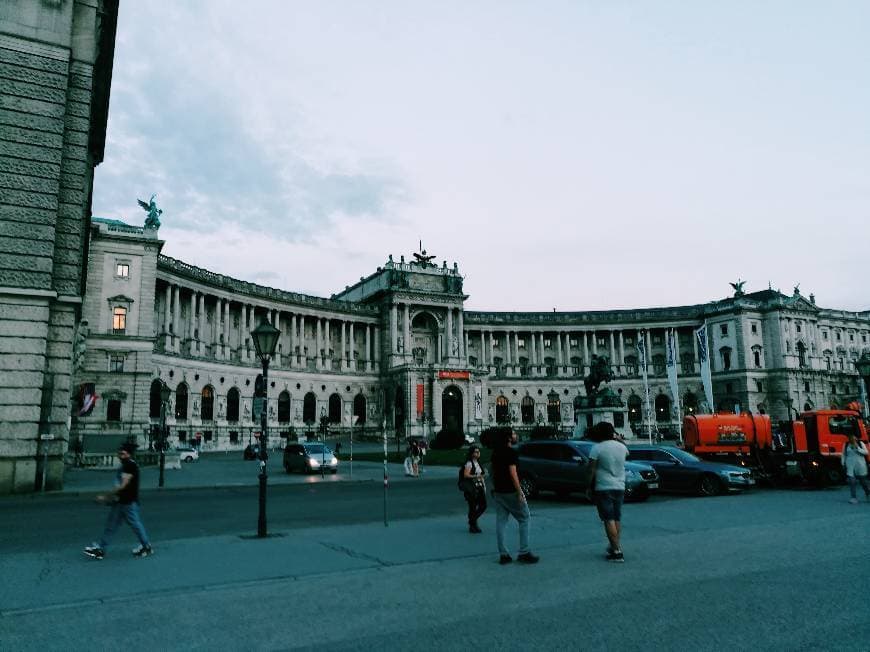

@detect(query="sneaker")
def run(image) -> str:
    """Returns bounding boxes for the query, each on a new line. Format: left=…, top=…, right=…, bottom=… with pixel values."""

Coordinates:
left=606, top=551, right=625, bottom=563
left=469, top=524, right=482, bottom=534
left=499, top=554, right=513, bottom=565
left=84, top=544, right=104, bottom=560
left=132, top=545, right=153, bottom=558
left=517, top=552, right=540, bottom=564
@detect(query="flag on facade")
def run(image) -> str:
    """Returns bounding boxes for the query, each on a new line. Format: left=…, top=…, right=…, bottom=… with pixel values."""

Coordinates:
left=859, top=376, right=869, bottom=419
left=78, top=383, right=98, bottom=416
left=665, top=329, right=682, bottom=436
left=695, top=323, right=714, bottom=412
left=637, top=330, right=653, bottom=442
left=474, top=385, right=482, bottom=420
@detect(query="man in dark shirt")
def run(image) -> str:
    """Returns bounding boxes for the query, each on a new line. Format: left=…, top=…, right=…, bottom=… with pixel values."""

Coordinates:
left=84, top=443, right=152, bottom=560
left=490, top=429, right=539, bottom=565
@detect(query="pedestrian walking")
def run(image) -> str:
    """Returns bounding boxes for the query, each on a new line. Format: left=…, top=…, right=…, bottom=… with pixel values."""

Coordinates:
left=842, top=432, right=869, bottom=504
left=490, top=429, right=539, bottom=565
left=404, top=442, right=421, bottom=477
left=84, top=442, right=153, bottom=560
left=586, top=422, right=628, bottom=562
left=461, top=445, right=487, bottom=533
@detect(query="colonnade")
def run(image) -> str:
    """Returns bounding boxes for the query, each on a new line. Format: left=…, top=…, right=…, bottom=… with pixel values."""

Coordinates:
left=160, top=282, right=380, bottom=371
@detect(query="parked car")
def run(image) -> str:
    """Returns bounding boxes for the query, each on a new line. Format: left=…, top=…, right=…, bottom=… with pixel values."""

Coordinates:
left=176, top=446, right=199, bottom=463
left=517, top=440, right=659, bottom=502
left=626, top=445, right=754, bottom=496
left=284, top=443, right=339, bottom=474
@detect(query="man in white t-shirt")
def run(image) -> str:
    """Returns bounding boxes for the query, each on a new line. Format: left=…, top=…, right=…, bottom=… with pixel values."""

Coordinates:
left=587, top=422, right=628, bottom=563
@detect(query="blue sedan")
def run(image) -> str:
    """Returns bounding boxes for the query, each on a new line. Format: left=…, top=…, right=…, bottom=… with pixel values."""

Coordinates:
left=627, top=445, right=754, bottom=496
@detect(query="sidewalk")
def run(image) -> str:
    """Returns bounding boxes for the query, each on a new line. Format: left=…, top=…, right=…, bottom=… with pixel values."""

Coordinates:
left=59, top=454, right=456, bottom=495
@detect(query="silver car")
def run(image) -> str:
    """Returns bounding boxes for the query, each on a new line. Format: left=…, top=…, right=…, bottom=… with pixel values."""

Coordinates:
left=283, top=443, right=339, bottom=474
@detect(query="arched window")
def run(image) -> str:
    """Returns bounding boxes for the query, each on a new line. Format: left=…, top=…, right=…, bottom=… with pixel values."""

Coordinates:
left=149, top=379, right=163, bottom=419
left=278, top=391, right=291, bottom=423
left=328, top=393, right=342, bottom=424
left=495, top=395, right=509, bottom=423
left=226, top=387, right=240, bottom=423
left=201, top=386, right=214, bottom=421
left=303, top=392, right=317, bottom=424
left=627, top=394, right=642, bottom=423
left=752, top=347, right=762, bottom=369
left=547, top=394, right=561, bottom=424
left=112, top=306, right=127, bottom=334
left=797, top=342, right=807, bottom=368
left=683, top=391, right=698, bottom=415
left=175, top=383, right=188, bottom=420
left=655, top=394, right=671, bottom=422
left=353, top=393, right=367, bottom=425
left=521, top=396, right=535, bottom=424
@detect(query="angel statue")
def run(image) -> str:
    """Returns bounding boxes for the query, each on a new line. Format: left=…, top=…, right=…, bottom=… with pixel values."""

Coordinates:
left=729, top=279, right=746, bottom=297
left=138, top=194, right=163, bottom=229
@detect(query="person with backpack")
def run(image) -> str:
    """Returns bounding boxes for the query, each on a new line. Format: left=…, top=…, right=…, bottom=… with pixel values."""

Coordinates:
left=459, top=445, right=487, bottom=533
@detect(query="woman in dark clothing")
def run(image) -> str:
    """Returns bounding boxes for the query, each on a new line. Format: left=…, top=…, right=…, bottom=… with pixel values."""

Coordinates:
left=462, top=445, right=487, bottom=533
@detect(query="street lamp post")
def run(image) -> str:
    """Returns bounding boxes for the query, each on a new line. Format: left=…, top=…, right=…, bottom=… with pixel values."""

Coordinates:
left=159, top=381, right=172, bottom=488
left=251, top=317, right=281, bottom=538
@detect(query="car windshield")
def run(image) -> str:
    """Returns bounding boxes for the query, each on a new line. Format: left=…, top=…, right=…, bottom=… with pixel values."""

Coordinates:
left=666, top=447, right=700, bottom=463
left=304, top=445, right=329, bottom=455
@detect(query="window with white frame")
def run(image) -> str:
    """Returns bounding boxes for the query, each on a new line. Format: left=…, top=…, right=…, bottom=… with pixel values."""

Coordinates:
left=109, top=354, right=124, bottom=372
left=112, top=307, right=127, bottom=334
left=115, top=262, right=130, bottom=278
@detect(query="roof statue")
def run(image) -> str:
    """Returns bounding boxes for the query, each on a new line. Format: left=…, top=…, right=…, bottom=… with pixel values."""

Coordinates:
left=412, top=240, right=436, bottom=267
left=730, top=279, right=746, bottom=297
left=793, top=283, right=800, bottom=297
left=138, top=194, right=163, bottom=229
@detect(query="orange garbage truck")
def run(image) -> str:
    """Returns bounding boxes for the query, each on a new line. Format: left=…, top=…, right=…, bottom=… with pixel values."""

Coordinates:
left=683, top=408, right=869, bottom=486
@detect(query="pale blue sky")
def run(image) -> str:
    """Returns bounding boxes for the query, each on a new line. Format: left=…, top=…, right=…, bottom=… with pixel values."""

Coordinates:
left=93, top=1, right=870, bottom=311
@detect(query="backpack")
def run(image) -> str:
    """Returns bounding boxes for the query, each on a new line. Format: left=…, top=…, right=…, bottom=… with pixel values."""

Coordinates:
left=458, top=461, right=479, bottom=493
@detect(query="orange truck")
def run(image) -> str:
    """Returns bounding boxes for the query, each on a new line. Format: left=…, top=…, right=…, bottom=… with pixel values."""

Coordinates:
left=683, top=409, right=869, bottom=486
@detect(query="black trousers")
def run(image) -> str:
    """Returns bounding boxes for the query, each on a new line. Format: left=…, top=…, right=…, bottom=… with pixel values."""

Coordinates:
left=465, top=488, right=487, bottom=525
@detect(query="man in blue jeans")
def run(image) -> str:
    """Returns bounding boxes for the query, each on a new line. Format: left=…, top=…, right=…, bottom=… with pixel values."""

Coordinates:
left=84, top=442, right=153, bottom=560
left=587, top=422, right=628, bottom=562
left=490, top=429, right=539, bottom=565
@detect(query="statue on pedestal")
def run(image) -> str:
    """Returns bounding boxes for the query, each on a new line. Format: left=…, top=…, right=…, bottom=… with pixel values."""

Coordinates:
left=584, top=355, right=613, bottom=396
left=138, top=194, right=163, bottom=229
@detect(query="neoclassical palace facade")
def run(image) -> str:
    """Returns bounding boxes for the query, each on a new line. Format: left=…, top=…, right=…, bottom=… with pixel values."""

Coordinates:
left=72, top=216, right=870, bottom=452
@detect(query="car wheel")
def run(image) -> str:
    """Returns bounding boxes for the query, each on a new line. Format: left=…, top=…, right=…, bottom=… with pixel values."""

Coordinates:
left=519, top=475, right=538, bottom=499
left=698, top=474, right=722, bottom=497
left=627, top=486, right=649, bottom=503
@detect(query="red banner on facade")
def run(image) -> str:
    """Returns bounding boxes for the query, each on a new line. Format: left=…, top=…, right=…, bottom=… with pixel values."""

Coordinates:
left=416, top=384, right=424, bottom=416
left=438, top=370, right=470, bottom=380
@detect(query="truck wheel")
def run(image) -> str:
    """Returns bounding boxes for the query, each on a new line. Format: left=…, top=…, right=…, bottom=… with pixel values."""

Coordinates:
left=519, top=475, right=538, bottom=499
left=698, top=474, right=722, bottom=497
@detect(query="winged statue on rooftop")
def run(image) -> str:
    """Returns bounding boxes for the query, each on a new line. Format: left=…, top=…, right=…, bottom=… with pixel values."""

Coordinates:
left=730, top=279, right=746, bottom=297
left=138, top=194, right=163, bottom=229
left=412, top=240, right=436, bottom=267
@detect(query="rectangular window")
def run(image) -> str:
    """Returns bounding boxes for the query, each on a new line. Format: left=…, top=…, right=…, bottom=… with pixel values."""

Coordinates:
left=596, top=336, right=606, bottom=347
left=863, top=334, right=867, bottom=343
left=518, top=339, right=526, bottom=348
left=544, top=339, right=552, bottom=348
left=796, top=323, right=801, bottom=333
left=106, top=399, right=122, bottom=421
left=570, top=339, right=579, bottom=347
left=751, top=323, right=758, bottom=335
left=755, top=380, right=763, bottom=392
left=229, top=431, right=239, bottom=444
left=624, top=336, right=634, bottom=345
left=652, top=334, right=662, bottom=345
left=831, top=384, right=836, bottom=394
left=836, top=331, right=841, bottom=341
left=720, top=324, right=728, bottom=336
left=109, top=354, right=124, bottom=373
left=849, top=333, right=854, bottom=342
left=492, top=340, right=500, bottom=348
left=804, top=381, right=810, bottom=392
left=823, top=331, right=829, bottom=340
left=116, top=263, right=129, bottom=278
left=112, top=307, right=127, bottom=334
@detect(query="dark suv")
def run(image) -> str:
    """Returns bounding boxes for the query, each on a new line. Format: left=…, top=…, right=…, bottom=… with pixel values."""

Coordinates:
left=517, top=440, right=659, bottom=501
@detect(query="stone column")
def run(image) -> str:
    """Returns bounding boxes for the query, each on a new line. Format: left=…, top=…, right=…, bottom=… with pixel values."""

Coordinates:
left=693, top=327, right=699, bottom=373
left=564, top=332, right=570, bottom=367
left=274, top=311, right=281, bottom=367
left=224, top=300, right=231, bottom=361
left=556, top=331, right=563, bottom=368
left=513, top=332, right=520, bottom=367
left=340, top=320, right=347, bottom=370
left=504, top=332, right=512, bottom=365
left=583, top=332, right=589, bottom=366
left=390, top=304, right=398, bottom=355
left=480, top=331, right=486, bottom=366
left=457, top=309, right=464, bottom=359
left=215, top=297, right=223, bottom=360
left=488, top=331, right=494, bottom=367
left=316, top=318, right=322, bottom=370
left=646, top=329, right=652, bottom=364
left=592, top=330, right=598, bottom=356
left=403, top=304, right=410, bottom=358
left=464, top=332, right=469, bottom=365
left=164, top=284, right=172, bottom=350
left=530, top=330, right=536, bottom=366
left=446, top=308, right=453, bottom=359
left=172, top=285, right=181, bottom=352
left=349, top=322, right=356, bottom=371
left=242, top=304, right=249, bottom=360
left=373, top=327, right=380, bottom=364
left=188, top=293, right=195, bottom=354
left=609, top=330, right=616, bottom=367
left=619, top=331, right=625, bottom=374
left=366, top=324, right=372, bottom=371
left=674, top=328, right=681, bottom=363
left=299, top=315, right=305, bottom=366
left=197, top=294, right=205, bottom=355
left=289, top=314, right=296, bottom=367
